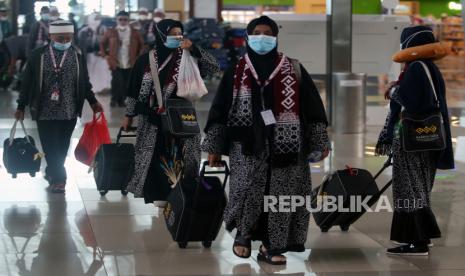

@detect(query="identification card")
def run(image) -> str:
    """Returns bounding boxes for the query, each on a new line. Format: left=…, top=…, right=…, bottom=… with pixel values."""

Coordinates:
left=261, top=110, right=276, bottom=126
left=51, top=90, right=60, bottom=101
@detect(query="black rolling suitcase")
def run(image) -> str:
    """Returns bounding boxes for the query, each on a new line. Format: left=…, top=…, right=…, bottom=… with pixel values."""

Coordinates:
left=312, top=156, right=392, bottom=232
left=3, top=120, right=41, bottom=178
left=164, top=161, right=229, bottom=249
left=94, top=127, right=136, bottom=196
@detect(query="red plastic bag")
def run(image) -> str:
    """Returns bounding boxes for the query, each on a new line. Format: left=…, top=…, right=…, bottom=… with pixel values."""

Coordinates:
left=74, top=113, right=111, bottom=166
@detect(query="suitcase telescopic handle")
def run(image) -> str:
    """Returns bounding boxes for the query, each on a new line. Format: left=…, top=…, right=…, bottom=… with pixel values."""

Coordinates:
left=200, top=160, right=230, bottom=190
left=373, top=154, right=393, bottom=180
left=201, top=160, right=230, bottom=175
left=116, top=127, right=137, bottom=143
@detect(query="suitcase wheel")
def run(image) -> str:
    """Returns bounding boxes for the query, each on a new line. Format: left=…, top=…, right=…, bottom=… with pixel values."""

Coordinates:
left=30, top=172, right=36, bottom=177
left=12, top=174, right=17, bottom=179
left=321, top=226, right=330, bottom=233
left=121, top=190, right=128, bottom=196
left=202, top=241, right=212, bottom=248
left=99, top=190, right=108, bottom=196
left=340, top=225, right=350, bottom=232
left=178, top=242, right=188, bottom=249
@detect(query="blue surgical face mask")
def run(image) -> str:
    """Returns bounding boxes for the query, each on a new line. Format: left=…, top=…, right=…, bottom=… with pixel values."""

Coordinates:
left=53, top=41, right=72, bottom=51
left=247, top=35, right=277, bottom=55
left=164, top=36, right=182, bottom=49
left=41, top=13, right=50, bottom=21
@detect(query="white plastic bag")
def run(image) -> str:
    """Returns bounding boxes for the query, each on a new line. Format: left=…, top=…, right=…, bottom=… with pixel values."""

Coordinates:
left=176, top=49, right=208, bottom=101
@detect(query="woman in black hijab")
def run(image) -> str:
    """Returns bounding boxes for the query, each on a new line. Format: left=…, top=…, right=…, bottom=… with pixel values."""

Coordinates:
left=122, top=19, right=219, bottom=205
left=202, top=16, right=330, bottom=265
left=376, top=26, right=454, bottom=256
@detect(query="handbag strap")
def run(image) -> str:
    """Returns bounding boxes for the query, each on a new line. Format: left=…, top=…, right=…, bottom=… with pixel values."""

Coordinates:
left=9, top=120, right=31, bottom=146
left=148, top=49, right=164, bottom=109
left=416, top=61, right=440, bottom=108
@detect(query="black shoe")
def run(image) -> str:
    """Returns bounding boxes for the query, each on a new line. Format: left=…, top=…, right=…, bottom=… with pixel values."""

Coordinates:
left=386, top=244, right=429, bottom=256
left=110, top=101, right=116, bottom=107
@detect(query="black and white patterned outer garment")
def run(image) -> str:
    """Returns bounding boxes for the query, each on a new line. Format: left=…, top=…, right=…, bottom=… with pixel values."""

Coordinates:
left=39, top=47, right=78, bottom=120
left=202, top=122, right=330, bottom=255
left=378, top=89, right=441, bottom=242
left=125, top=47, right=219, bottom=198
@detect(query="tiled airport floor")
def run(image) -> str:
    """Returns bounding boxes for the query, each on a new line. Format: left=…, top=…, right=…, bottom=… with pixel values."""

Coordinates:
left=1, top=70, right=465, bottom=276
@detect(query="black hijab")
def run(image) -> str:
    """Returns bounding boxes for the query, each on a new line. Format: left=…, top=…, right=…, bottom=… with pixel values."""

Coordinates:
left=154, top=19, right=184, bottom=65
left=400, top=25, right=435, bottom=50
left=246, top=16, right=279, bottom=81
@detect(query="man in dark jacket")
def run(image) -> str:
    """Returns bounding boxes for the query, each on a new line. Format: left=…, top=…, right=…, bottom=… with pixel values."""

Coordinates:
left=15, top=20, right=103, bottom=193
left=27, top=6, right=50, bottom=57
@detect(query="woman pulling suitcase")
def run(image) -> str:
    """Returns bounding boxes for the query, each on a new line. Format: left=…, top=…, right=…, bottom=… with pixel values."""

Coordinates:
left=376, top=26, right=455, bottom=256
left=202, top=16, right=330, bottom=265
left=122, top=19, right=219, bottom=206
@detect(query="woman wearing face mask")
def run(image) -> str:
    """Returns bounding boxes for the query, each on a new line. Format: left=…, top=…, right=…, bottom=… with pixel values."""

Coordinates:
left=123, top=19, right=219, bottom=206
left=15, top=20, right=103, bottom=193
left=376, top=26, right=454, bottom=256
left=202, top=16, right=330, bottom=265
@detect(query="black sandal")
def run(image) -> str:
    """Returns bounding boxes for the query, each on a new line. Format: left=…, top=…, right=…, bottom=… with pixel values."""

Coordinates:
left=257, top=245, right=287, bottom=265
left=232, top=235, right=251, bottom=259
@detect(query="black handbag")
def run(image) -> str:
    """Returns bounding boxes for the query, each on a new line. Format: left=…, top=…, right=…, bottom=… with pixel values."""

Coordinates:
left=400, top=61, right=446, bottom=152
left=148, top=50, right=200, bottom=138
left=2, top=120, right=41, bottom=178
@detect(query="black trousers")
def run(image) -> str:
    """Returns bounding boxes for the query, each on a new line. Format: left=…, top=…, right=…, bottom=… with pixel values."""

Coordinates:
left=111, top=67, right=131, bottom=104
left=37, top=119, right=77, bottom=185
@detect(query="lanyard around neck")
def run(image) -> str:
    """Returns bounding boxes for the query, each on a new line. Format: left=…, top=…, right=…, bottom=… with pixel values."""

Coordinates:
left=49, top=45, right=69, bottom=72
left=244, top=54, right=286, bottom=88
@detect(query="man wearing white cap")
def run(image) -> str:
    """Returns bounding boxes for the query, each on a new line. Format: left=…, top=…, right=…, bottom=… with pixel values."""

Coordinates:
left=15, top=20, right=103, bottom=194
left=145, top=8, right=166, bottom=46
left=137, top=7, right=151, bottom=39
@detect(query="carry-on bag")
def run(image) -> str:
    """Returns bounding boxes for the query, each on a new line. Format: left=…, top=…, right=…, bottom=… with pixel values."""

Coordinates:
left=93, top=127, right=136, bottom=196
left=164, top=161, right=229, bottom=249
left=312, top=156, right=393, bottom=232
left=3, top=120, right=41, bottom=178
left=400, top=61, right=446, bottom=152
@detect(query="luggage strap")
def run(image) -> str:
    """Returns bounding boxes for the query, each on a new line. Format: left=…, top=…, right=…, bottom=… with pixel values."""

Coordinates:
left=9, top=120, right=31, bottom=146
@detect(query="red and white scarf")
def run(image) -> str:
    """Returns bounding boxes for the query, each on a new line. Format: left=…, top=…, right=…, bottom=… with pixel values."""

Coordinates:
left=228, top=53, right=302, bottom=156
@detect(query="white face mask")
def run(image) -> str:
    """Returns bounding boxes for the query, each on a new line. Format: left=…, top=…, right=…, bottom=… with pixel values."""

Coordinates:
left=117, top=24, right=128, bottom=31
left=139, top=15, right=148, bottom=21
left=0, top=16, right=7, bottom=21
left=50, top=15, right=59, bottom=21
left=153, top=17, right=162, bottom=23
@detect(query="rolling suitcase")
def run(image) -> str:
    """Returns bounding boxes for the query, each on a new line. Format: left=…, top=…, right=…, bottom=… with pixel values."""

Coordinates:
left=312, top=156, right=393, bottom=232
left=3, top=120, right=41, bottom=178
left=164, top=161, right=229, bottom=249
left=93, top=127, right=136, bottom=196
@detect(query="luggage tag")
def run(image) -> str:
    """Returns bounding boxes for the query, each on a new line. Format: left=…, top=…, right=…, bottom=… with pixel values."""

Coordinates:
left=50, top=89, right=60, bottom=102
left=261, top=110, right=276, bottom=126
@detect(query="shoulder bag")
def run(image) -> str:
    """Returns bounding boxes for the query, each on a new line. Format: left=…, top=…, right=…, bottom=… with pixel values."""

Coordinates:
left=400, top=61, right=446, bottom=152
left=148, top=50, right=201, bottom=138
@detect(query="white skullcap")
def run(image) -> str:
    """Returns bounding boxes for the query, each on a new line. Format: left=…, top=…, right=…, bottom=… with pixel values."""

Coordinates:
left=50, top=6, right=59, bottom=13
left=49, top=20, right=74, bottom=34
left=139, top=7, right=149, bottom=13
left=154, top=8, right=165, bottom=14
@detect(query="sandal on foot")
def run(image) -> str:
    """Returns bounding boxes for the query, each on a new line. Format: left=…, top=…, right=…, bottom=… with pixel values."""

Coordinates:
left=232, top=235, right=251, bottom=259
left=257, top=245, right=286, bottom=265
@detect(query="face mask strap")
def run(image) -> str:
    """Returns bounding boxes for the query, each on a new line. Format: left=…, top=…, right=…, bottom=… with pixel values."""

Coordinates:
left=401, top=30, right=434, bottom=49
